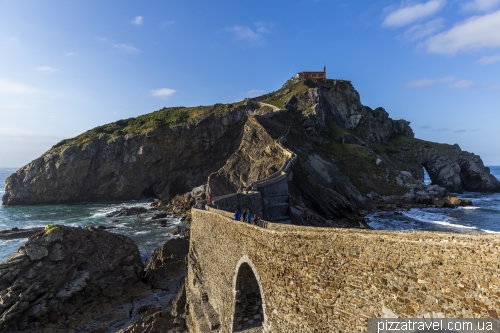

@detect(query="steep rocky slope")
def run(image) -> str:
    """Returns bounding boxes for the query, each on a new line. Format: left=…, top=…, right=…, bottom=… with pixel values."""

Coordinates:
left=207, top=116, right=288, bottom=197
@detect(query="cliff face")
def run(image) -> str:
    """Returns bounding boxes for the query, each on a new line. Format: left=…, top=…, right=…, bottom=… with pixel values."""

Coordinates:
left=207, top=116, right=287, bottom=197
left=2, top=104, right=252, bottom=205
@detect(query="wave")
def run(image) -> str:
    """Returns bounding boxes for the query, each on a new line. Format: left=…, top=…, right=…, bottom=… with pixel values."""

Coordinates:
left=430, top=220, right=478, bottom=230
left=402, top=210, right=478, bottom=230
left=483, top=229, right=500, bottom=234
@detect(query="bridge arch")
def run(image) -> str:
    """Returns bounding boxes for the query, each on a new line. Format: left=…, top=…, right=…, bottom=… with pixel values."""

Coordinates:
left=232, top=255, right=267, bottom=332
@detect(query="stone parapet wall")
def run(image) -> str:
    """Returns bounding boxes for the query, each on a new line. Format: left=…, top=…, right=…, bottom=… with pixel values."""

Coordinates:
left=209, top=191, right=262, bottom=217
left=188, top=208, right=500, bottom=332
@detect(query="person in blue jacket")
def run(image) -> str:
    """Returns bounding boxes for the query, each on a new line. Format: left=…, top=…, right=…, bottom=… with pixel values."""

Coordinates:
left=234, top=210, right=241, bottom=221
left=246, top=211, right=252, bottom=224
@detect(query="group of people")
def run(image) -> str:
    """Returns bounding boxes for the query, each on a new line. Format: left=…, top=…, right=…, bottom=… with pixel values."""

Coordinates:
left=234, top=209, right=261, bottom=226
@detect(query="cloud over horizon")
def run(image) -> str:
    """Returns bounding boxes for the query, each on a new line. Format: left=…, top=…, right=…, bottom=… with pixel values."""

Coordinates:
left=131, top=16, right=143, bottom=26
left=149, top=88, right=176, bottom=98
left=226, top=22, right=272, bottom=45
left=402, top=19, right=444, bottom=40
left=37, top=66, right=60, bottom=72
left=478, top=53, right=500, bottom=64
left=461, top=0, right=500, bottom=12
left=405, top=76, right=476, bottom=89
left=425, top=10, right=500, bottom=54
left=382, top=0, right=446, bottom=27
left=0, top=79, right=41, bottom=95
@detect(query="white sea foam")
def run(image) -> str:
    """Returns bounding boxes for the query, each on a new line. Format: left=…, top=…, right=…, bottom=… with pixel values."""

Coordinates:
left=430, top=220, right=477, bottom=229
left=133, top=230, right=151, bottom=235
left=483, top=229, right=500, bottom=234
left=458, top=206, right=480, bottom=210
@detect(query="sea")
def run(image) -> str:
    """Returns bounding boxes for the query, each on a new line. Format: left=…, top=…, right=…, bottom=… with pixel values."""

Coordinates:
left=1, top=167, right=499, bottom=262
left=366, top=166, right=500, bottom=234
left=0, top=168, right=183, bottom=262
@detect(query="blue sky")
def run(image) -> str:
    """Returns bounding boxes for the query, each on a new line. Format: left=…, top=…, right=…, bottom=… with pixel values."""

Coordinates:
left=1, top=0, right=499, bottom=167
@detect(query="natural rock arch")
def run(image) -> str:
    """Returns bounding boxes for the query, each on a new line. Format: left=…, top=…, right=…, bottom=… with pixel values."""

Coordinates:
left=232, top=256, right=267, bottom=332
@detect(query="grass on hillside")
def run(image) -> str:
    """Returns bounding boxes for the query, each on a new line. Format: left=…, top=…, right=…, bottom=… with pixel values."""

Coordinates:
left=260, top=80, right=310, bottom=109
left=49, top=102, right=245, bottom=153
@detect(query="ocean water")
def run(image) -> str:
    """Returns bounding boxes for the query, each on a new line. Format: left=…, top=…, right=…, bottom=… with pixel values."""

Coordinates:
left=366, top=166, right=500, bottom=234
left=0, top=168, right=182, bottom=262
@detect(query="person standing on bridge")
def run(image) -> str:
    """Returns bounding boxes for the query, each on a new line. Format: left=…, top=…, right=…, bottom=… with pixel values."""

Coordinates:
left=246, top=211, right=252, bottom=224
left=234, top=210, right=241, bottom=221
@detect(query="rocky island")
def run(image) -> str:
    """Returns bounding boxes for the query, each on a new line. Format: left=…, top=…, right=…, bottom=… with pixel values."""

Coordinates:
left=2, top=77, right=500, bottom=331
left=3, top=78, right=499, bottom=223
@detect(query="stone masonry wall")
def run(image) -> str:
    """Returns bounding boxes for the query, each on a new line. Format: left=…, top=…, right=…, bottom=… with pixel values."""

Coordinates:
left=187, top=209, right=500, bottom=332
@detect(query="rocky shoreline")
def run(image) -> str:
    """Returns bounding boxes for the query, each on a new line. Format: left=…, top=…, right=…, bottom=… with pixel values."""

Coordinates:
left=0, top=225, right=189, bottom=333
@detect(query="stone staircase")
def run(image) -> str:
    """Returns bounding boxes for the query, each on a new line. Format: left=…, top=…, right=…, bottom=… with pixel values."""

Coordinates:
left=245, top=126, right=296, bottom=224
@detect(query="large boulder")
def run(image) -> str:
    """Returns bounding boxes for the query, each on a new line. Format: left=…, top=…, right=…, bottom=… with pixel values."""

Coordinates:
left=143, top=238, right=189, bottom=291
left=0, top=225, right=143, bottom=332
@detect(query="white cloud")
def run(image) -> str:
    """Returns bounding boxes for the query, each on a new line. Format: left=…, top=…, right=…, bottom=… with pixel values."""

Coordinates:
left=131, top=16, right=143, bottom=26
left=159, top=20, right=176, bottom=27
left=402, top=19, right=444, bottom=40
left=149, top=88, right=176, bottom=98
left=0, top=79, right=41, bottom=95
left=405, top=76, right=476, bottom=89
left=96, top=37, right=141, bottom=54
left=405, top=76, right=455, bottom=87
left=3, top=104, right=28, bottom=109
left=65, top=52, right=78, bottom=56
left=425, top=10, right=500, bottom=54
left=227, top=25, right=262, bottom=42
left=478, top=53, right=500, bottom=64
left=226, top=23, right=271, bottom=45
left=462, top=0, right=500, bottom=12
left=254, top=22, right=271, bottom=34
left=246, top=89, right=265, bottom=98
left=36, top=66, right=60, bottom=72
left=451, top=79, right=476, bottom=89
left=382, top=0, right=446, bottom=27
left=113, top=43, right=141, bottom=54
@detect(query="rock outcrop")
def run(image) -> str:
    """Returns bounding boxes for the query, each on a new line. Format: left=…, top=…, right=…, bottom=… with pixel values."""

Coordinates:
left=0, top=225, right=143, bottom=332
left=3, top=103, right=253, bottom=205
left=419, top=144, right=500, bottom=193
left=0, top=226, right=191, bottom=332
left=143, top=237, right=189, bottom=290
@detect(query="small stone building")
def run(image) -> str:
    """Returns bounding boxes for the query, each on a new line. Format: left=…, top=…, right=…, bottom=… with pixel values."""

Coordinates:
left=296, top=66, right=326, bottom=80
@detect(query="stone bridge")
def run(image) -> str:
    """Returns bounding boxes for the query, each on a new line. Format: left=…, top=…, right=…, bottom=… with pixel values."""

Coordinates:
left=186, top=208, right=500, bottom=332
